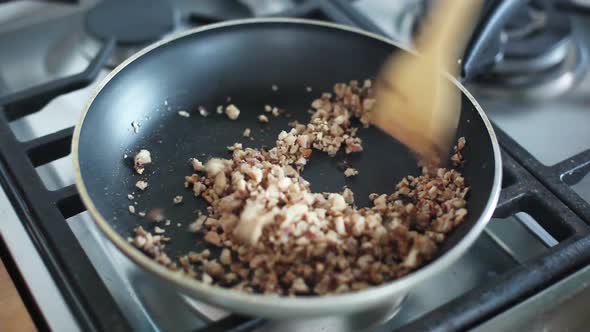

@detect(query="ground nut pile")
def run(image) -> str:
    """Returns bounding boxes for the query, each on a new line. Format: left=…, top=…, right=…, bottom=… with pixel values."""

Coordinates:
left=130, top=80, right=469, bottom=296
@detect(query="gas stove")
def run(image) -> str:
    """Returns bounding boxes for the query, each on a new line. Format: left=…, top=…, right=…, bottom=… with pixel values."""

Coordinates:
left=1, top=1, right=590, bottom=332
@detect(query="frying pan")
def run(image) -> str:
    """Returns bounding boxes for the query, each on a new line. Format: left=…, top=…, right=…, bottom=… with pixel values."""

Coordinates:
left=72, top=18, right=501, bottom=319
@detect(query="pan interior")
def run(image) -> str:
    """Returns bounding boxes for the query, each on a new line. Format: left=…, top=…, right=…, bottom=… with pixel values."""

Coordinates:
left=78, top=22, right=496, bottom=271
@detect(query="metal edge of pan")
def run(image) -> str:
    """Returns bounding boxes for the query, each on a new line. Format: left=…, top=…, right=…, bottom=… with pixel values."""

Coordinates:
left=71, top=18, right=502, bottom=317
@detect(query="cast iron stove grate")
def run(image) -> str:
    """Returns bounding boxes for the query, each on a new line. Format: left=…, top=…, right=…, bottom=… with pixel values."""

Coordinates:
left=1, top=1, right=590, bottom=331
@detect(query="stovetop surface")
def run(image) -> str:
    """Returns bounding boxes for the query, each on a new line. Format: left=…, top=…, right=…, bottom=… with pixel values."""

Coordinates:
left=1, top=1, right=590, bottom=332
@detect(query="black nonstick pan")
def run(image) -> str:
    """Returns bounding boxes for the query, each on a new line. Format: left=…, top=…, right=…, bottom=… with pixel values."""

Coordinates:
left=73, top=18, right=501, bottom=318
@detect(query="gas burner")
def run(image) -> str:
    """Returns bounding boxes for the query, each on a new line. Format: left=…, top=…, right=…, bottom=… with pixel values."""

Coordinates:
left=474, top=7, right=587, bottom=98
left=76, top=0, right=300, bottom=69
left=495, top=7, right=571, bottom=74
left=180, top=294, right=404, bottom=332
left=80, top=0, right=176, bottom=68
left=86, top=0, right=175, bottom=44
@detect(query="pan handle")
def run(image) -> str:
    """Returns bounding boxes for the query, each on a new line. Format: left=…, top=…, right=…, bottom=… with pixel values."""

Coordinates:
left=460, top=0, right=528, bottom=81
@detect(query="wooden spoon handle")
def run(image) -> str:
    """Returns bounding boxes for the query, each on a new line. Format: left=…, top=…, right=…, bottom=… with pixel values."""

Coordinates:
left=371, top=0, right=484, bottom=166
left=416, top=0, right=484, bottom=72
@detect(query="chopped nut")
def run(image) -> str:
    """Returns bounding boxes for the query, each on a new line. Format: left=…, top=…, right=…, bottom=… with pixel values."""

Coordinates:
left=271, top=107, right=280, bottom=117
left=178, top=110, right=190, bottom=117
left=128, top=205, right=136, bottom=214
left=205, top=158, right=226, bottom=176
left=129, top=81, right=469, bottom=297
left=198, top=106, right=209, bottom=117
left=344, top=167, right=358, bottom=177
left=127, top=194, right=134, bottom=200
left=202, top=273, right=213, bottom=284
left=220, top=248, right=232, bottom=265
left=291, top=278, right=309, bottom=294
left=189, top=215, right=207, bottom=232
left=451, top=137, right=467, bottom=166
left=173, top=195, right=183, bottom=204
left=342, top=188, right=354, bottom=205
left=242, top=128, right=251, bottom=137
left=146, top=208, right=165, bottom=222
left=191, top=158, right=205, bottom=172
left=225, top=104, right=240, bottom=120
left=258, top=114, right=269, bottom=123
left=227, top=143, right=242, bottom=151
left=204, top=231, right=221, bottom=246
left=205, top=260, right=224, bottom=278
left=193, top=182, right=207, bottom=196
left=134, top=149, right=151, bottom=174
left=328, top=193, right=347, bottom=212
left=136, top=180, right=148, bottom=191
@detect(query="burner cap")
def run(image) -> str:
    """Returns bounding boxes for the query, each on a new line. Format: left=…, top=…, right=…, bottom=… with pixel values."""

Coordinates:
left=86, top=0, right=175, bottom=44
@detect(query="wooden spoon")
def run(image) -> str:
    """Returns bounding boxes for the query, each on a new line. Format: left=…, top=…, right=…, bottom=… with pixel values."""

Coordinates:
left=371, top=0, right=484, bottom=165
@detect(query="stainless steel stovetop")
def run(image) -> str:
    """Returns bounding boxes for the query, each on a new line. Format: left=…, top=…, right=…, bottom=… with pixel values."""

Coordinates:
left=1, top=1, right=589, bottom=331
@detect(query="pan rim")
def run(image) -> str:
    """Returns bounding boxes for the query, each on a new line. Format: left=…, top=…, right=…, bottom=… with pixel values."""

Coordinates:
left=72, top=17, right=502, bottom=315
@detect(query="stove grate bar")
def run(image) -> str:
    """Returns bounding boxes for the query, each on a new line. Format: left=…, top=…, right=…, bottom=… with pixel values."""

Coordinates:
left=397, top=234, right=590, bottom=332
left=25, top=126, right=73, bottom=167
left=0, top=39, right=115, bottom=122
left=495, top=126, right=590, bottom=224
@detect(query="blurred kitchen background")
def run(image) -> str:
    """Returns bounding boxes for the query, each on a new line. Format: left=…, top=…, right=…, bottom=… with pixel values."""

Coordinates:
left=1, top=1, right=590, bottom=331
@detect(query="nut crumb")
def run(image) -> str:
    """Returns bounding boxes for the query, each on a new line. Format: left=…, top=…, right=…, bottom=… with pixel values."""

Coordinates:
left=344, top=167, right=359, bottom=177
left=173, top=195, right=184, bottom=204
left=451, top=137, right=466, bottom=166
left=147, top=209, right=165, bottom=222
left=191, top=158, right=205, bottom=172
left=257, top=114, right=269, bottom=123
left=271, top=107, right=280, bottom=117
left=216, top=105, right=223, bottom=114
left=136, top=180, right=148, bottom=191
left=127, top=194, right=134, bottom=200
left=178, top=110, right=190, bottom=117
left=134, top=149, right=152, bottom=174
left=225, top=104, right=240, bottom=120
left=138, top=211, right=146, bottom=217
left=198, top=106, right=209, bottom=117
left=189, top=215, right=207, bottom=232
left=243, top=128, right=251, bottom=137
left=128, top=205, right=136, bottom=214
left=204, top=231, right=221, bottom=246
left=154, top=226, right=165, bottom=234
left=202, top=273, right=213, bottom=284
left=227, top=143, right=242, bottom=151
left=220, top=248, right=232, bottom=265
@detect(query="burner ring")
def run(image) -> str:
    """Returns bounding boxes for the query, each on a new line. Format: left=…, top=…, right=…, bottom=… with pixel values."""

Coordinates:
left=472, top=39, right=587, bottom=99
left=85, top=0, right=175, bottom=45
left=500, top=9, right=572, bottom=72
